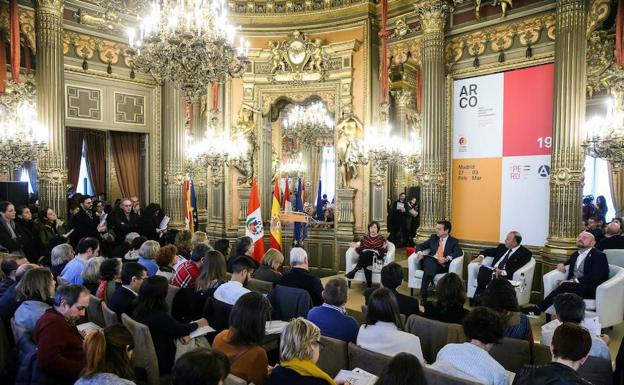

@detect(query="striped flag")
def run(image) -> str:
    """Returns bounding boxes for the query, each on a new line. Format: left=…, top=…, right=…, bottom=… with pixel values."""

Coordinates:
left=269, top=178, right=282, bottom=251
left=294, top=177, right=304, bottom=246
left=282, top=178, right=291, bottom=212
left=245, top=178, right=265, bottom=262
left=183, top=175, right=195, bottom=233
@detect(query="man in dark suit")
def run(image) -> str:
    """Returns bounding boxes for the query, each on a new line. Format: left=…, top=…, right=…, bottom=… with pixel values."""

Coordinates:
left=108, top=262, right=147, bottom=319
left=596, top=221, right=624, bottom=250
left=523, top=231, right=610, bottom=317
left=365, top=262, right=420, bottom=317
left=277, top=247, right=324, bottom=306
left=110, top=199, right=140, bottom=245
left=414, top=220, right=463, bottom=301
left=471, top=231, right=532, bottom=300
left=70, top=196, right=105, bottom=246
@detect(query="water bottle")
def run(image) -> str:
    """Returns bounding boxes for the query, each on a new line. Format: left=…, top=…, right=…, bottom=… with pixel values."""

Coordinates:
left=520, top=273, right=527, bottom=293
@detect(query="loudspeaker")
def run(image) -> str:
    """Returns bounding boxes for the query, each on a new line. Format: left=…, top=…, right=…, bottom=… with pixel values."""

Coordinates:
left=0, top=182, right=29, bottom=206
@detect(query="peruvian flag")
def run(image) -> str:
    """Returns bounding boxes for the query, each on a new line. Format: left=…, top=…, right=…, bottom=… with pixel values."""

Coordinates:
left=246, top=178, right=265, bottom=262
left=269, top=178, right=282, bottom=251
left=282, top=178, right=291, bottom=212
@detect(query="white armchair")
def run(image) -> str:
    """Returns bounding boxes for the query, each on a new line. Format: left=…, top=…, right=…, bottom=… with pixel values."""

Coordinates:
left=345, top=241, right=396, bottom=287
left=604, top=249, right=624, bottom=269
left=466, top=257, right=536, bottom=306
left=542, top=264, right=624, bottom=328
left=407, top=250, right=464, bottom=296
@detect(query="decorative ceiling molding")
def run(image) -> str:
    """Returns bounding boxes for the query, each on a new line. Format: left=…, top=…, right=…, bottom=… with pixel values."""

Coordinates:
left=63, top=30, right=132, bottom=67
left=586, top=0, right=611, bottom=38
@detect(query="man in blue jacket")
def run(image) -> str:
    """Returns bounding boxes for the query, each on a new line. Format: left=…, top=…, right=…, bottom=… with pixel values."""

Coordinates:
left=307, top=277, right=358, bottom=343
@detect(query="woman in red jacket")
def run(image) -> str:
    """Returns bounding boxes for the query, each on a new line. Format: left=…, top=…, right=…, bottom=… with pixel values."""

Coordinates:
left=345, top=221, right=388, bottom=288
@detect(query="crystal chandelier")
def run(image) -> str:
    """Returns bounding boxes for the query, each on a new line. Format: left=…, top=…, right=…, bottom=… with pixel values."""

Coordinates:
left=282, top=102, right=335, bottom=146
left=363, top=123, right=421, bottom=171
left=187, top=128, right=249, bottom=173
left=0, top=81, right=48, bottom=175
left=584, top=98, right=624, bottom=170
left=280, top=152, right=306, bottom=177
left=127, top=0, right=249, bottom=100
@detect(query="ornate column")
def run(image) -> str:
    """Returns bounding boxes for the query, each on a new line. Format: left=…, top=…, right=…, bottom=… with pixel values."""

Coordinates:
left=237, top=186, right=251, bottom=236
left=414, top=0, right=450, bottom=242
left=162, top=83, right=187, bottom=229
left=205, top=165, right=225, bottom=237
left=336, top=188, right=356, bottom=271
left=36, top=0, right=67, bottom=218
left=543, top=0, right=587, bottom=258
left=191, top=97, right=208, bottom=229
left=369, top=162, right=389, bottom=233
left=389, top=90, right=414, bottom=198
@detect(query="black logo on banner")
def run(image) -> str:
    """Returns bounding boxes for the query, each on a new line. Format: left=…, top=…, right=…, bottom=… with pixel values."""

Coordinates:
left=459, top=84, right=478, bottom=108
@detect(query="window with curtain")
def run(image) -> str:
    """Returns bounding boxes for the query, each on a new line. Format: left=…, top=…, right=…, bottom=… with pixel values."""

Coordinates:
left=76, top=140, right=95, bottom=196
left=320, top=146, right=335, bottom=202
left=583, top=155, right=616, bottom=221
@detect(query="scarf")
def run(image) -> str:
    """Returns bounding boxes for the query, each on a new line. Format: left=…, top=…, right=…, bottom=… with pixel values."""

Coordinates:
left=280, top=358, right=335, bottom=385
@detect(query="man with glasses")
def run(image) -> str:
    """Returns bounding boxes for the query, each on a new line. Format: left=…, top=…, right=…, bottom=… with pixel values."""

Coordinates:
left=33, top=284, right=89, bottom=384
left=111, top=199, right=140, bottom=245
left=71, top=196, right=106, bottom=246
left=109, top=262, right=147, bottom=319
left=60, top=237, right=100, bottom=285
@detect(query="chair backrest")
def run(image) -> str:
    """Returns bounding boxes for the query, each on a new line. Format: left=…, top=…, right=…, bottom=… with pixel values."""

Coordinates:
left=101, top=301, right=118, bottom=327
left=347, top=343, right=391, bottom=376
left=361, top=305, right=405, bottom=326
left=488, top=337, right=531, bottom=373
left=270, top=285, right=312, bottom=321
left=404, top=315, right=465, bottom=364
left=87, top=294, right=105, bottom=328
left=605, top=249, right=624, bottom=269
left=316, top=336, right=349, bottom=378
left=121, top=313, right=160, bottom=385
left=245, top=278, right=273, bottom=295
left=423, top=366, right=482, bottom=385
left=208, top=298, right=233, bottom=332
left=607, top=264, right=624, bottom=279
left=532, top=342, right=551, bottom=365
left=56, top=276, right=68, bottom=287
left=166, top=285, right=181, bottom=314
left=578, top=356, right=614, bottom=385
left=223, top=374, right=250, bottom=385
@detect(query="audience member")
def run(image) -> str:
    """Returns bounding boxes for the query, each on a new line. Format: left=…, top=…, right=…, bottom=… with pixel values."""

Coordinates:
left=76, top=324, right=136, bottom=385
left=0, top=201, right=25, bottom=256
left=172, top=243, right=210, bottom=288
left=277, top=247, right=324, bottom=306
left=253, top=248, right=284, bottom=283
left=414, top=220, right=462, bottom=301
left=481, top=278, right=531, bottom=341
left=15, top=205, right=45, bottom=263
left=71, top=196, right=105, bottom=245
left=307, top=277, right=359, bottom=343
left=213, top=292, right=271, bottom=385
left=195, top=250, right=228, bottom=295
left=365, top=262, right=419, bottom=317
left=133, top=276, right=208, bottom=374
left=0, top=263, right=37, bottom=320
left=37, top=207, right=67, bottom=251
left=137, top=240, right=160, bottom=276
left=595, top=195, right=608, bottom=225
left=388, top=193, right=408, bottom=247
left=540, top=293, right=610, bottom=360
left=97, top=258, right=122, bottom=302
left=586, top=217, right=604, bottom=243
left=191, top=231, right=209, bottom=248
left=14, top=267, right=55, bottom=332
left=123, top=235, right=146, bottom=263
left=227, top=236, right=260, bottom=273
left=0, top=256, right=18, bottom=296
left=582, top=196, right=595, bottom=224
left=431, top=307, right=507, bottom=385
left=375, top=352, right=428, bottom=385
left=345, top=221, right=388, bottom=288
left=523, top=231, right=609, bottom=316
left=110, top=199, right=139, bottom=246
left=214, top=257, right=253, bottom=305
left=172, top=348, right=230, bottom=385
left=33, top=284, right=89, bottom=384
left=471, top=231, right=532, bottom=300
left=596, top=221, right=624, bottom=250
left=513, top=323, right=593, bottom=385
left=112, top=232, right=140, bottom=260
left=420, top=272, right=469, bottom=324
left=108, top=262, right=147, bottom=319
left=175, top=230, right=194, bottom=259
left=357, top=287, right=424, bottom=361
left=155, top=244, right=179, bottom=282
left=266, top=317, right=339, bottom=385
left=61, top=237, right=100, bottom=285
left=51, top=243, right=74, bottom=278
left=214, top=238, right=231, bottom=260
left=136, top=203, right=165, bottom=242
left=82, top=256, right=105, bottom=294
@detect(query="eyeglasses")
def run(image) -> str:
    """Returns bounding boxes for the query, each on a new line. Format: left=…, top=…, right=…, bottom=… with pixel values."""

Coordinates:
left=312, top=340, right=324, bottom=348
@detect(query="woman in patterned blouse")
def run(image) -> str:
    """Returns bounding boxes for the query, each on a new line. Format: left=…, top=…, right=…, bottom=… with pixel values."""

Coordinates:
left=345, top=221, right=388, bottom=287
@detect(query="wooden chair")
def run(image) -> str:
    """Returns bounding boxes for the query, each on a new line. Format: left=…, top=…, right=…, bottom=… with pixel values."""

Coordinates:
left=166, top=285, right=180, bottom=315
left=86, top=294, right=105, bottom=328
left=245, top=278, right=273, bottom=295
left=404, top=315, right=465, bottom=364
left=101, top=301, right=119, bottom=327
left=121, top=314, right=169, bottom=385
left=316, top=336, right=349, bottom=378
left=347, top=343, right=391, bottom=376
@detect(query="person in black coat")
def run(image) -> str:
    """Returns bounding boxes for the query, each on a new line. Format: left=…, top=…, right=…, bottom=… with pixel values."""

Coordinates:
left=133, top=276, right=208, bottom=374
left=137, top=203, right=166, bottom=243
left=108, top=262, right=146, bottom=319
left=110, top=199, right=140, bottom=245
left=15, top=206, right=45, bottom=263
left=70, top=196, right=104, bottom=246
left=388, top=193, right=409, bottom=247
left=414, top=220, right=463, bottom=301
left=0, top=201, right=25, bottom=256
left=513, top=323, right=593, bottom=385
left=364, top=262, right=420, bottom=317
left=596, top=221, right=624, bottom=251
left=471, top=231, right=532, bottom=299
left=523, top=231, right=610, bottom=316
left=276, top=248, right=324, bottom=306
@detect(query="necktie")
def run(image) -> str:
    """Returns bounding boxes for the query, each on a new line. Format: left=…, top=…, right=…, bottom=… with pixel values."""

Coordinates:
left=498, top=249, right=512, bottom=269
left=436, top=239, right=444, bottom=258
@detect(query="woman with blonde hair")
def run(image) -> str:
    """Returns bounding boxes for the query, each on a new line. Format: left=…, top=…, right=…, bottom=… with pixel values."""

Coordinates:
left=75, top=324, right=135, bottom=385
left=14, top=267, right=56, bottom=332
left=266, top=317, right=346, bottom=385
left=82, top=256, right=106, bottom=294
left=175, top=230, right=193, bottom=259
left=138, top=240, right=161, bottom=276
left=253, top=248, right=284, bottom=283
left=191, top=231, right=209, bottom=248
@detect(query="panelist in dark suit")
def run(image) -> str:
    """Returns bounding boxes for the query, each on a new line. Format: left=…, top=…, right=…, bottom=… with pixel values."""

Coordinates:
left=414, top=220, right=463, bottom=301
left=472, top=231, right=532, bottom=299
left=523, top=231, right=609, bottom=316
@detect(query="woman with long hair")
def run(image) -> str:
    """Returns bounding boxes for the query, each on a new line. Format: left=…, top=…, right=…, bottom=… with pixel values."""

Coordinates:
left=421, top=272, right=469, bottom=325
left=76, top=324, right=136, bottom=385
left=595, top=195, right=609, bottom=224
left=37, top=207, right=68, bottom=251
left=481, top=278, right=531, bottom=341
left=196, top=250, right=228, bottom=293
left=14, top=267, right=56, bottom=332
left=227, top=236, right=259, bottom=273
left=375, top=353, right=428, bottom=385
left=96, top=258, right=122, bottom=303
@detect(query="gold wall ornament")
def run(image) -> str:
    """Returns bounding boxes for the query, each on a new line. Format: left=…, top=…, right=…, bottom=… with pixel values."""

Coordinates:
left=475, top=0, right=513, bottom=20
left=336, top=115, right=365, bottom=188
left=62, top=31, right=133, bottom=68
left=35, top=0, right=63, bottom=13
left=266, top=31, right=329, bottom=82
left=587, top=0, right=611, bottom=38
left=586, top=30, right=624, bottom=106
left=391, top=17, right=411, bottom=39
left=414, top=0, right=452, bottom=34
left=19, top=9, right=36, bottom=54
left=389, top=38, right=423, bottom=66
left=232, top=104, right=259, bottom=185
left=72, top=9, right=124, bottom=33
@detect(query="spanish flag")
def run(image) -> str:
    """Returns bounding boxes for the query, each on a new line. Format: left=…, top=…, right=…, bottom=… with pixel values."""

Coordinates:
left=269, top=178, right=282, bottom=251
left=245, top=178, right=265, bottom=262
left=183, top=174, right=195, bottom=233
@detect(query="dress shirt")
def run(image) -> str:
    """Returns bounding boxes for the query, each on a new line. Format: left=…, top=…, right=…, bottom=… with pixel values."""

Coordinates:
left=356, top=321, right=425, bottom=362
left=492, top=245, right=521, bottom=276
left=431, top=342, right=508, bottom=385
left=540, top=318, right=610, bottom=360
left=60, top=256, right=88, bottom=285
left=573, top=248, right=592, bottom=282
left=213, top=280, right=251, bottom=305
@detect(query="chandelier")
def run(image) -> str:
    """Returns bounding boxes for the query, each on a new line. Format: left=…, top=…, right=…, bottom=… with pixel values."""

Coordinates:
left=282, top=102, right=335, bottom=146
left=0, top=81, right=48, bottom=175
left=127, top=0, right=249, bottom=100
left=584, top=98, right=624, bottom=170
left=187, top=128, right=249, bottom=173
left=363, top=123, right=421, bottom=171
left=280, top=152, right=306, bottom=177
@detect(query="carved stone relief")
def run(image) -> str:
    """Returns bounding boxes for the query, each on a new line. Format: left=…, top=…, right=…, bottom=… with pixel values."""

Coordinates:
left=66, top=86, right=102, bottom=120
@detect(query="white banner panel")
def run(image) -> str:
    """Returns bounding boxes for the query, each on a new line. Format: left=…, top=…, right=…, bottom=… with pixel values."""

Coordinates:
left=452, top=73, right=504, bottom=159
left=499, top=155, right=551, bottom=246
